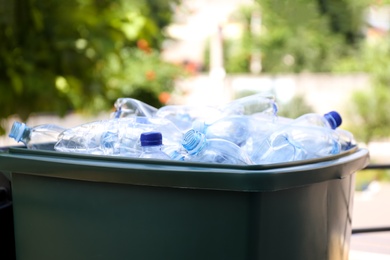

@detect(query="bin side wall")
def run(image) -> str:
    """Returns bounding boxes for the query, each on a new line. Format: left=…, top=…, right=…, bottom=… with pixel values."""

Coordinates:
left=249, top=175, right=355, bottom=260
left=12, top=173, right=252, bottom=260
left=11, top=172, right=356, bottom=260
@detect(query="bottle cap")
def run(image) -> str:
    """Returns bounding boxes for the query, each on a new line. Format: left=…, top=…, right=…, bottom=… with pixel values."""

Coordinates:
left=324, top=111, right=342, bottom=129
left=182, top=129, right=206, bottom=155
left=9, top=122, right=27, bottom=142
left=140, top=132, right=163, bottom=146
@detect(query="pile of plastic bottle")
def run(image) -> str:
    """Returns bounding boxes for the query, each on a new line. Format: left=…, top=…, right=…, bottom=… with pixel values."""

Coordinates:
left=8, top=93, right=357, bottom=165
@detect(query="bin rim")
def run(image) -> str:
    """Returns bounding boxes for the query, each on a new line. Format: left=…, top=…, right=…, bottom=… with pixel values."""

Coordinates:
left=0, top=146, right=369, bottom=192
left=3, top=145, right=358, bottom=170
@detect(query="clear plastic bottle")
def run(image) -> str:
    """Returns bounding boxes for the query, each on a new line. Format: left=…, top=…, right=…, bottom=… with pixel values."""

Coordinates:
left=54, top=117, right=183, bottom=157
left=241, top=116, right=284, bottom=156
left=192, top=115, right=254, bottom=147
left=111, top=97, right=158, bottom=119
left=55, top=119, right=134, bottom=156
left=139, top=132, right=171, bottom=160
left=181, top=129, right=253, bottom=165
left=154, top=105, right=223, bottom=132
left=290, top=111, right=342, bottom=129
left=154, top=93, right=278, bottom=132
left=9, top=121, right=66, bottom=150
left=161, top=145, right=188, bottom=161
left=218, top=93, right=278, bottom=118
left=250, top=125, right=341, bottom=164
left=335, top=129, right=357, bottom=151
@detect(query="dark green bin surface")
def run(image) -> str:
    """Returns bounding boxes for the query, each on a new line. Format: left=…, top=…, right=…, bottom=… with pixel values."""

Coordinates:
left=0, top=147, right=369, bottom=260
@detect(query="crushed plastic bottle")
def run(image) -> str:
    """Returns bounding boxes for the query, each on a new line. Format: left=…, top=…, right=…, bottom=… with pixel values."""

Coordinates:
left=244, top=111, right=344, bottom=163
left=249, top=125, right=342, bottom=164
left=218, top=93, right=278, bottom=118
left=111, top=97, right=158, bottom=119
left=290, top=111, right=342, bottom=129
left=161, top=144, right=188, bottom=161
left=8, top=121, right=66, bottom=150
left=139, top=132, right=171, bottom=160
left=335, top=129, right=357, bottom=151
left=154, top=105, right=223, bottom=132
left=181, top=129, right=253, bottom=165
left=192, top=115, right=275, bottom=147
left=8, top=94, right=358, bottom=166
left=155, top=93, right=278, bottom=132
left=54, top=117, right=183, bottom=157
left=192, top=116, right=248, bottom=147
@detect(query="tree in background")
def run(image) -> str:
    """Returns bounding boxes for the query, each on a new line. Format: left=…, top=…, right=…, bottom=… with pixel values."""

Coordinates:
left=276, top=95, right=314, bottom=119
left=0, top=0, right=183, bottom=135
left=257, top=0, right=390, bottom=145
left=222, top=0, right=369, bottom=73
left=334, top=35, right=390, bottom=143
left=222, top=0, right=390, bottom=145
left=257, top=0, right=368, bottom=73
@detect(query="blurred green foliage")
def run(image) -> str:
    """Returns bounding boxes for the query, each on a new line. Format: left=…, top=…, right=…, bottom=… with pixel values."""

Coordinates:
left=222, top=0, right=390, bottom=145
left=0, top=0, right=183, bottom=135
left=355, top=169, right=390, bottom=191
left=221, top=0, right=369, bottom=73
left=333, top=37, right=390, bottom=143
left=277, top=95, right=315, bottom=119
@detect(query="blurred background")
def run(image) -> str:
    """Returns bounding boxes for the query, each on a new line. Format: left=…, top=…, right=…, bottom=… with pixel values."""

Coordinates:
left=1, top=0, right=390, bottom=257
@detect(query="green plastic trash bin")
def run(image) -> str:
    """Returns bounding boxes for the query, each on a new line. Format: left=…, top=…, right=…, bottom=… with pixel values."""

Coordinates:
left=0, top=146, right=369, bottom=260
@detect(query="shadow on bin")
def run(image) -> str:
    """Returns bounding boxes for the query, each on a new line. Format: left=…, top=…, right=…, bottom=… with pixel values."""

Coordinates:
left=0, top=146, right=369, bottom=260
left=0, top=171, right=16, bottom=260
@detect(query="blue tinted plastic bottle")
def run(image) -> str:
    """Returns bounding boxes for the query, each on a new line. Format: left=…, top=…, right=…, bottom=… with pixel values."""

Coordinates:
left=335, top=129, right=357, bottom=151
left=290, top=111, right=342, bottom=129
left=139, top=132, right=170, bottom=160
left=250, top=125, right=341, bottom=164
left=192, top=116, right=251, bottom=147
left=54, top=117, right=183, bottom=157
left=9, top=121, right=66, bottom=150
left=181, top=129, right=252, bottom=165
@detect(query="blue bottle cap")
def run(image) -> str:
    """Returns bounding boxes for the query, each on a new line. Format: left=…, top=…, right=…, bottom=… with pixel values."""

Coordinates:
left=140, top=131, right=163, bottom=146
left=9, top=122, right=27, bottom=142
left=324, top=111, right=342, bottom=129
left=182, top=129, right=206, bottom=155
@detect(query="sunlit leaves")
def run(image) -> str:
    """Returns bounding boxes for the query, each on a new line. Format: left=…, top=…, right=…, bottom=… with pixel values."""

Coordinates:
left=0, top=0, right=181, bottom=134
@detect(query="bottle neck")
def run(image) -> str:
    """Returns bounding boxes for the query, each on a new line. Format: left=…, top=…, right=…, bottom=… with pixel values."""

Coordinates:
left=182, top=130, right=207, bottom=155
left=142, top=145, right=162, bottom=153
left=20, top=127, right=32, bottom=145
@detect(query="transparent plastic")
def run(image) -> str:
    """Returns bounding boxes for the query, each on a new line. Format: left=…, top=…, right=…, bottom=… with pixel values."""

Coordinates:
left=9, top=121, right=66, bottom=150
left=54, top=117, right=183, bottom=157
left=139, top=132, right=171, bottom=160
left=154, top=105, right=223, bottom=132
left=218, top=93, right=278, bottom=117
left=336, top=129, right=357, bottom=151
left=250, top=125, right=342, bottom=164
left=181, top=129, right=252, bottom=165
left=290, top=111, right=342, bottom=129
left=111, top=98, right=158, bottom=119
